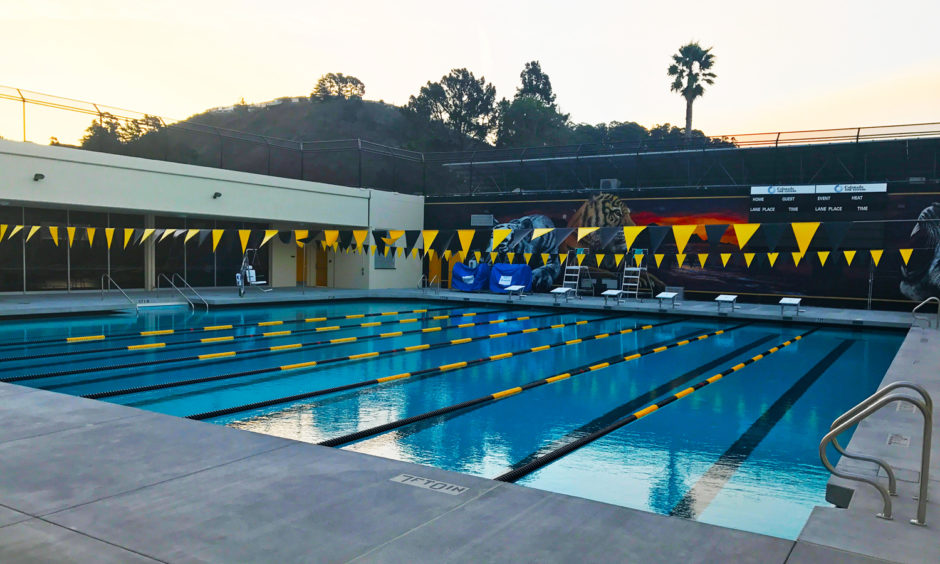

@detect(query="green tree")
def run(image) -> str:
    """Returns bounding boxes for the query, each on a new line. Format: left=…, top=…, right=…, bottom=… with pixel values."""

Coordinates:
left=311, top=73, right=366, bottom=101
left=80, top=113, right=123, bottom=152
left=118, top=115, right=164, bottom=143
left=667, top=42, right=716, bottom=141
left=406, top=68, right=496, bottom=148
left=495, top=96, right=570, bottom=148
left=516, top=60, right=555, bottom=106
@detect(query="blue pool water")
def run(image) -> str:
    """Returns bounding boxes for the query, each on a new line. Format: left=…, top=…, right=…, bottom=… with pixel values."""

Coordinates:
left=1, top=300, right=904, bottom=539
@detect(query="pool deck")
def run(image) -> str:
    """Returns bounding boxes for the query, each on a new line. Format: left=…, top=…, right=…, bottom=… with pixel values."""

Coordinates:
left=0, top=288, right=935, bottom=562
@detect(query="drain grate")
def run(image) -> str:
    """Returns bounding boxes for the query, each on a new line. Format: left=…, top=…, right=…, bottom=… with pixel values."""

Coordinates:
left=887, top=433, right=911, bottom=447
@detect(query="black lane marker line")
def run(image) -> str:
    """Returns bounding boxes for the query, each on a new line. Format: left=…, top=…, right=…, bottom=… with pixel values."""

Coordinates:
left=0, top=305, right=464, bottom=352
left=91, top=314, right=632, bottom=402
left=0, top=310, right=516, bottom=370
left=506, top=333, right=779, bottom=473
left=12, top=312, right=556, bottom=385
left=493, top=327, right=819, bottom=484
left=669, top=338, right=854, bottom=520
left=316, top=323, right=742, bottom=448
left=186, top=318, right=688, bottom=421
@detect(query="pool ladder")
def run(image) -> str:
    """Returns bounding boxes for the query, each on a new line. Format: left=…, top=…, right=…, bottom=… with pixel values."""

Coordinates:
left=819, top=382, right=932, bottom=525
left=157, top=273, right=209, bottom=312
left=912, top=296, right=939, bottom=329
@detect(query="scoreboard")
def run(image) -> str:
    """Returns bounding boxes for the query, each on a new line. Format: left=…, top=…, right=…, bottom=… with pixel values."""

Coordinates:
left=748, top=183, right=887, bottom=223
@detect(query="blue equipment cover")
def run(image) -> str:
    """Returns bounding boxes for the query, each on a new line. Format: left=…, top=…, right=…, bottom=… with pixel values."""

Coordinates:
left=489, top=263, right=533, bottom=293
left=451, top=262, right=491, bottom=292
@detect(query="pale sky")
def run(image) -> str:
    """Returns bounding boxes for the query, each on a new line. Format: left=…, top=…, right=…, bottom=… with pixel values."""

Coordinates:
left=2, top=0, right=938, bottom=145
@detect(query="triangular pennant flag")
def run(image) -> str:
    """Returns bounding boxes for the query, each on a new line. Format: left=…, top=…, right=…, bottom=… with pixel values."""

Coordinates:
left=622, top=226, right=646, bottom=251
left=48, top=226, right=59, bottom=246
left=238, top=230, right=251, bottom=253
left=66, top=226, right=76, bottom=247
left=433, top=230, right=455, bottom=253
left=824, top=222, right=852, bottom=251
left=159, top=228, right=175, bottom=242
left=260, top=230, right=278, bottom=248
left=614, top=253, right=624, bottom=267
left=397, top=247, right=404, bottom=257
left=197, top=229, right=211, bottom=246
left=647, top=226, right=670, bottom=254
left=323, top=230, right=339, bottom=246
left=870, top=249, right=883, bottom=266
left=559, top=253, right=567, bottom=267
left=492, top=228, right=512, bottom=249
left=817, top=251, right=830, bottom=266
left=184, top=228, right=199, bottom=243
left=506, top=252, right=515, bottom=263
left=676, top=253, right=686, bottom=267
left=130, top=228, right=145, bottom=247
left=105, top=227, right=116, bottom=248
left=761, top=223, right=786, bottom=252
left=634, top=253, right=644, bottom=267
left=899, top=248, right=913, bottom=265
left=551, top=228, right=575, bottom=247
left=843, top=250, right=856, bottom=266
left=732, top=224, right=760, bottom=250
left=122, top=228, right=134, bottom=249
left=697, top=253, right=708, bottom=268
left=671, top=225, right=698, bottom=254
left=576, top=253, right=586, bottom=265
left=319, top=240, right=327, bottom=251
left=294, top=230, right=308, bottom=248
left=388, top=230, right=405, bottom=245
left=720, top=253, right=731, bottom=267
left=87, top=227, right=96, bottom=247
left=597, top=227, right=621, bottom=250
left=403, top=230, right=421, bottom=254
left=151, top=228, right=165, bottom=242
left=531, top=227, right=553, bottom=241
left=353, top=230, right=368, bottom=249
left=25, top=225, right=39, bottom=242
left=411, top=248, right=419, bottom=259
left=490, top=251, right=498, bottom=264
left=383, top=246, right=391, bottom=257
left=337, top=231, right=354, bottom=251
left=421, top=230, right=439, bottom=251
left=140, top=228, right=155, bottom=244
left=704, top=224, right=729, bottom=252
left=792, top=252, right=804, bottom=267
left=767, top=252, right=779, bottom=267
left=791, top=222, right=820, bottom=254
left=474, top=251, right=482, bottom=262
left=507, top=228, right=533, bottom=250
left=654, top=254, right=665, bottom=267
left=577, top=227, right=599, bottom=242
left=9, top=225, right=24, bottom=238
left=594, top=253, right=605, bottom=267
left=370, top=245, right=377, bottom=256
left=525, top=252, right=534, bottom=264
left=744, top=252, right=755, bottom=267
left=457, top=229, right=475, bottom=255
left=211, top=229, right=224, bottom=251
left=541, top=253, right=550, bottom=265
left=0, top=224, right=6, bottom=242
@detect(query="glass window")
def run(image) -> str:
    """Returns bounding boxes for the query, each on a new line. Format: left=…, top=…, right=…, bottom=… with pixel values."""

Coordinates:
left=68, top=210, right=109, bottom=290
left=24, top=207, right=68, bottom=291
left=184, top=217, right=215, bottom=287
left=0, top=206, right=24, bottom=292
left=108, top=212, right=145, bottom=289
left=154, top=216, right=187, bottom=283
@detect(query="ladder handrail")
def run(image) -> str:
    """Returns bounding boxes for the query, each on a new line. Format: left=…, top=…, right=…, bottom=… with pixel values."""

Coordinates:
left=171, top=273, right=209, bottom=311
left=912, top=296, right=939, bottom=328
left=157, top=273, right=194, bottom=311
left=100, top=274, right=138, bottom=312
left=819, top=386, right=932, bottom=525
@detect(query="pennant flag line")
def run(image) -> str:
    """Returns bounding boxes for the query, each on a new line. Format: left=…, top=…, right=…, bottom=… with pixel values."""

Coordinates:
left=843, top=250, right=856, bottom=266
left=49, top=226, right=59, bottom=246
left=817, top=251, right=830, bottom=266
left=899, top=248, right=913, bottom=265
left=672, top=225, right=697, bottom=254
left=870, top=249, right=883, bottom=266
left=791, top=222, right=820, bottom=254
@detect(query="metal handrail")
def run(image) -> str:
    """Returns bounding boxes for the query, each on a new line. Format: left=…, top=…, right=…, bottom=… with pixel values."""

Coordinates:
left=171, top=273, right=209, bottom=311
left=157, top=273, right=194, bottom=311
left=820, top=385, right=932, bottom=525
left=100, top=274, right=137, bottom=312
left=912, top=296, right=939, bottom=328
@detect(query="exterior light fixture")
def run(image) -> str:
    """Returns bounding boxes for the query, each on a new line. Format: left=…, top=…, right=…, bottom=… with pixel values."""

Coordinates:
left=33, top=173, right=45, bottom=181
left=212, top=192, right=222, bottom=199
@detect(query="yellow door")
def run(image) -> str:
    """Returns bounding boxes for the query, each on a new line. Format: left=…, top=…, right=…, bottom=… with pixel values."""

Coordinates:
left=295, top=246, right=306, bottom=286
left=315, top=245, right=328, bottom=287
left=428, top=255, right=441, bottom=288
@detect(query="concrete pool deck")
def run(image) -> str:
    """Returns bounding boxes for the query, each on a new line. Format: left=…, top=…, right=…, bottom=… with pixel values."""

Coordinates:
left=0, top=289, right=936, bottom=562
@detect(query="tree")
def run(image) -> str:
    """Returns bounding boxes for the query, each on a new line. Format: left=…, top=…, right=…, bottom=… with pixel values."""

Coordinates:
left=495, top=96, right=570, bottom=148
left=406, top=68, right=496, bottom=148
left=311, top=73, right=365, bottom=102
left=667, top=42, right=716, bottom=141
left=80, top=113, right=123, bottom=152
left=516, top=60, right=555, bottom=106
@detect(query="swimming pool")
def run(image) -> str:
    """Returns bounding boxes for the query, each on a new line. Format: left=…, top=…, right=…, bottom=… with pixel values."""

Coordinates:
left=1, top=299, right=903, bottom=539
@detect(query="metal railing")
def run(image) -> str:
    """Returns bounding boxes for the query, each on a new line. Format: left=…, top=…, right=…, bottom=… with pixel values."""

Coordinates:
left=100, top=274, right=137, bottom=312
left=420, top=274, right=440, bottom=294
left=819, top=382, right=932, bottom=525
left=171, top=273, right=209, bottom=311
left=912, top=296, right=940, bottom=328
left=157, top=273, right=195, bottom=311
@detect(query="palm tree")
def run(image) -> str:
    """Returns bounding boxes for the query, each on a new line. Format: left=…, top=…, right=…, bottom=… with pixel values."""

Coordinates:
left=667, top=42, right=716, bottom=141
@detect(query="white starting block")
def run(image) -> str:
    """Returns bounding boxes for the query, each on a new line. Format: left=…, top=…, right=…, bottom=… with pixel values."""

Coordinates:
left=715, top=294, right=738, bottom=312
left=551, top=287, right=577, bottom=304
left=505, top=285, right=525, bottom=301
left=655, top=291, right=679, bottom=310
left=779, top=297, right=802, bottom=316
left=602, top=289, right=626, bottom=306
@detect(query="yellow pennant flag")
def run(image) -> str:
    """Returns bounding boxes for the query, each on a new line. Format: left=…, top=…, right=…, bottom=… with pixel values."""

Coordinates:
left=397, top=247, right=404, bottom=258
left=531, top=228, right=553, bottom=241
left=184, top=228, right=199, bottom=244
left=421, top=230, right=438, bottom=251
left=744, top=253, right=755, bottom=267
left=370, top=245, right=377, bottom=256
left=577, top=227, right=599, bottom=241
left=697, top=253, right=708, bottom=268
left=506, top=252, right=515, bottom=263
left=474, top=251, right=481, bottom=262
left=457, top=229, right=475, bottom=255
left=595, top=253, right=605, bottom=267
left=792, top=252, right=804, bottom=267
left=9, top=225, right=24, bottom=238
left=319, top=241, right=327, bottom=251
left=672, top=225, right=698, bottom=254
left=525, top=252, right=534, bottom=264
left=843, top=250, right=856, bottom=266
left=490, top=251, right=498, bottom=263
left=323, top=230, right=339, bottom=246
left=48, top=226, right=59, bottom=246
left=123, top=228, right=134, bottom=249
left=492, top=228, right=512, bottom=248
left=352, top=230, right=368, bottom=249
left=294, top=230, right=308, bottom=248
left=541, top=253, right=550, bottom=265
left=411, top=248, right=419, bottom=259
left=614, top=253, right=624, bottom=267
left=870, top=249, right=883, bottom=266
left=622, top=226, right=645, bottom=250
left=26, top=225, right=40, bottom=242
left=634, top=253, right=644, bottom=267
left=426, top=249, right=435, bottom=260
left=732, top=223, right=760, bottom=250
left=654, top=254, right=665, bottom=267
left=139, top=228, right=155, bottom=244
left=105, top=227, right=116, bottom=249
left=767, top=252, right=779, bottom=267
left=159, top=229, right=175, bottom=242
left=791, top=222, right=820, bottom=254
left=260, top=230, right=278, bottom=248
left=899, top=248, right=913, bottom=265
left=87, top=227, right=96, bottom=247
left=817, top=251, right=830, bottom=266
left=211, top=229, right=224, bottom=251
left=443, top=250, right=452, bottom=261
left=238, top=230, right=251, bottom=253
left=576, top=253, right=586, bottom=265
left=0, top=224, right=6, bottom=242
left=382, top=246, right=390, bottom=257
left=720, top=253, right=731, bottom=267
left=676, top=253, right=687, bottom=268
left=559, top=254, right=567, bottom=266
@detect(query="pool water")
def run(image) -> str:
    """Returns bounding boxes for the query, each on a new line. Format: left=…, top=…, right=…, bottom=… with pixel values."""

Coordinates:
left=0, top=299, right=903, bottom=540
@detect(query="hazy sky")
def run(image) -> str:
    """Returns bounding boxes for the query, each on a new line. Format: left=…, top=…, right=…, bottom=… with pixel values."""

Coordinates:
left=2, top=0, right=938, bottom=143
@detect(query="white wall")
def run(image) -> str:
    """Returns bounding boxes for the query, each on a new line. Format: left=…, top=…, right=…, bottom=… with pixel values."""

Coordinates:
left=365, top=190, right=424, bottom=289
